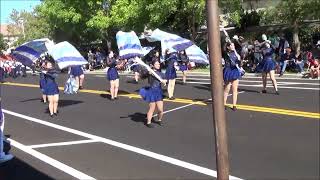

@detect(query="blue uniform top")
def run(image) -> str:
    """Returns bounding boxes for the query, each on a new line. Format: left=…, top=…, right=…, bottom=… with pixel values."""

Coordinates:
left=70, top=65, right=82, bottom=72
left=262, top=48, right=274, bottom=61
left=44, top=69, right=58, bottom=83
left=148, top=70, right=165, bottom=88
left=40, top=72, right=45, bottom=79
left=179, top=54, right=189, bottom=65
left=224, top=51, right=240, bottom=69
left=107, top=57, right=117, bottom=68
left=166, top=53, right=178, bottom=69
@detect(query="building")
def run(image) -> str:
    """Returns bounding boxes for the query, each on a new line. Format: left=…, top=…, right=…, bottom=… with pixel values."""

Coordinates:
left=0, top=24, right=20, bottom=48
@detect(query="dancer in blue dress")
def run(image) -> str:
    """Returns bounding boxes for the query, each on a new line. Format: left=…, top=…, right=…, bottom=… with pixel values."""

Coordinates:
left=43, top=59, right=59, bottom=117
left=165, top=49, right=178, bottom=100
left=70, top=65, right=84, bottom=89
left=178, top=50, right=189, bottom=84
left=223, top=42, right=242, bottom=111
left=139, top=60, right=167, bottom=128
left=130, top=62, right=142, bottom=83
left=256, top=41, right=279, bottom=94
left=106, top=51, right=119, bottom=100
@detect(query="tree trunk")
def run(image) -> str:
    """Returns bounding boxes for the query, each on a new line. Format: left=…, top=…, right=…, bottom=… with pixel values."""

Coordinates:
left=190, top=13, right=197, bottom=42
left=293, top=21, right=300, bottom=55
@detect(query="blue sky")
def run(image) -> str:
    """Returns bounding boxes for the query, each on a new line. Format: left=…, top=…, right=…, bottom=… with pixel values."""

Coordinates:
left=1, top=0, right=41, bottom=24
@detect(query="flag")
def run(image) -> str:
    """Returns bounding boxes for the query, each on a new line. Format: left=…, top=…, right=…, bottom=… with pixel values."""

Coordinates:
left=145, top=29, right=193, bottom=56
left=11, top=38, right=54, bottom=66
left=185, top=45, right=209, bottom=65
left=116, top=31, right=144, bottom=59
left=48, top=41, right=88, bottom=69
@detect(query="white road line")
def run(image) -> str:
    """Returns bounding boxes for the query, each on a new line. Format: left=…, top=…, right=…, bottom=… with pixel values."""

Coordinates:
left=3, top=109, right=242, bottom=180
left=28, top=139, right=99, bottom=149
left=154, top=104, right=194, bottom=117
left=161, top=91, right=246, bottom=112
left=8, top=138, right=96, bottom=180
left=90, top=71, right=319, bottom=79
left=239, top=84, right=320, bottom=90
left=183, top=81, right=320, bottom=90
left=239, top=80, right=319, bottom=85
left=176, top=78, right=320, bottom=84
left=276, top=82, right=320, bottom=85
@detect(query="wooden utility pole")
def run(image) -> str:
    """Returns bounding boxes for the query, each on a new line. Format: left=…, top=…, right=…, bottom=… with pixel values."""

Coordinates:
left=206, top=0, right=230, bottom=179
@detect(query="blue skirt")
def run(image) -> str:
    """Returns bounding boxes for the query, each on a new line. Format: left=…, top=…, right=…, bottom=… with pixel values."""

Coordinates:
left=256, top=59, right=276, bottom=73
left=107, top=67, right=119, bottom=81
left=131, top=65, right=141, bottom=72
left=39, top=78, right=46, bottom=89
left=44, top=81, right=59, bottom=95
left=39, top=78, right=46, bottom=93
left=71, top=66, right=84, bottom=77
left=165, top=67, right=177, bottom=80
left=180, top=65, right=188, bottom=72
left=223, top=67, right=241, bottom=82
left=139, top=86, right=163, bottom=103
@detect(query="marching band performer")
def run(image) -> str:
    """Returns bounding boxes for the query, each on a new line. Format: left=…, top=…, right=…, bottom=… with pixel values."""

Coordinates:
left=165, top=49, right=178, bottom=100
left=223, top=42, right=242, bottom=111
left=43, top=59, right=60, bottom=117
left=106, top=51, right=119, bottom=100
left=178, top=50, right=189, bottom=84
left=139, top=59, right=167, bottom=128
left=256, top=40, right=279, bottom=95
left=70, top=65, right=85, bottom=89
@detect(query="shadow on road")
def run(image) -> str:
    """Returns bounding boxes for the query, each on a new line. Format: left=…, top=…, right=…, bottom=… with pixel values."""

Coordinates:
left=0, top=157, right=55, bottom=180
left=58, top=100, right=83, bottom=107
left=120, top=112, right=146, bottom=124
left=20, top=98, right=42, bottom=103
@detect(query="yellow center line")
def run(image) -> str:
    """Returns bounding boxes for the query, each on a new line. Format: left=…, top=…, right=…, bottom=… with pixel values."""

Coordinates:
left=2, top=82, right=319, bottom=119
left=226, top=104, right=319, bottom=119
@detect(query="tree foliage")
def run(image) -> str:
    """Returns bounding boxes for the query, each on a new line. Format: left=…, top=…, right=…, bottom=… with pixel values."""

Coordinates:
left=0, top=33, right=6, bottom=51
left=261, top=0, right=319, bottom=53
left=7, top=9, right=50, bottom=46
left=9, top=0, right=318, bottom=52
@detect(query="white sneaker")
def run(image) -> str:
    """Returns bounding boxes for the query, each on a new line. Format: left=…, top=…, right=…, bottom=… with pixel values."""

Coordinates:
left=0, top=153, right=14, bottom=163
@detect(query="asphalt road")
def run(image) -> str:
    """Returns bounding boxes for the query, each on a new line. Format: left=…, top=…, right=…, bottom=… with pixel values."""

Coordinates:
left=0, top=72, right=319, bottom=180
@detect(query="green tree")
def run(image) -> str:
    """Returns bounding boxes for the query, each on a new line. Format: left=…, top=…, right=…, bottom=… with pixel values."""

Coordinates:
left=0, top=33, right=6, bottom=51
left=219, top=0, right=244, bottom=27
left=7, top=9, right=51, bottom=46
left=28, top=0, right=259, bottom=50
left=261, top=0, right=319, bottom=53
left=37, top=0, right=114, bottom=49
